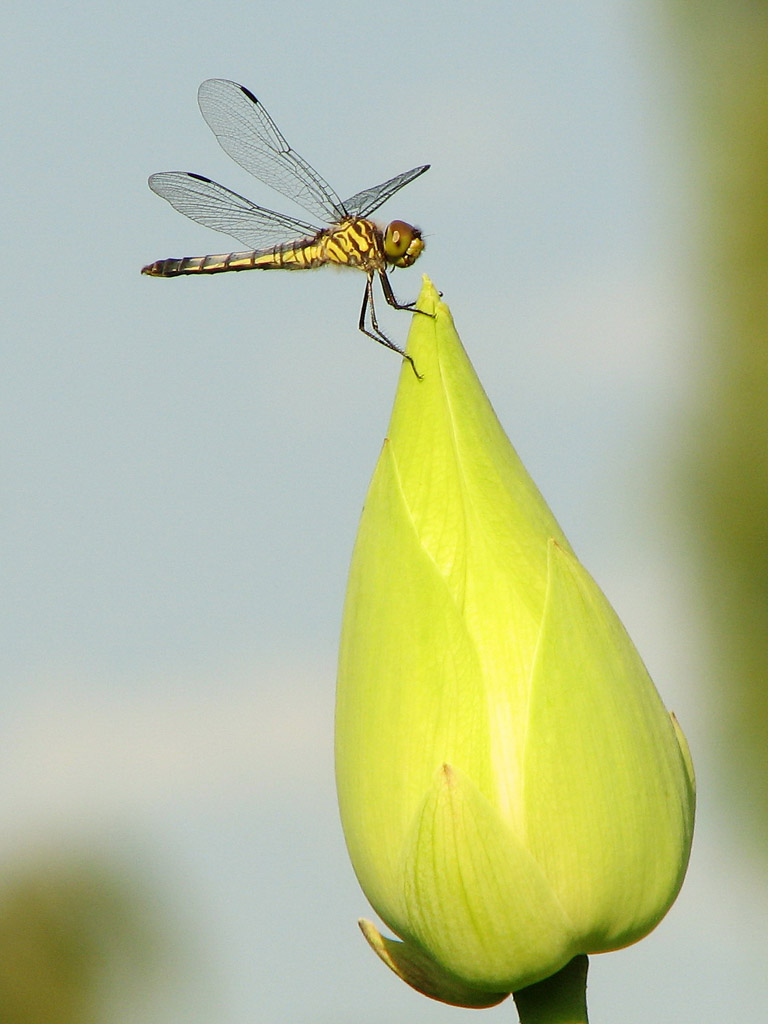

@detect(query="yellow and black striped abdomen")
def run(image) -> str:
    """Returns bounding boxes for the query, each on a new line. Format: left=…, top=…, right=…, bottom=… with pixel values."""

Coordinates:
left=142, top=251, right=267, bottom=276
left=141, top=218, right=387, bottom=278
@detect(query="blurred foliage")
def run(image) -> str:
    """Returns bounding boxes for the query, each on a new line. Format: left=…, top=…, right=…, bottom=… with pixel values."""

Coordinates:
left=0, top=854, right=162, bottom=1024
left=669, top=3, right=768, bottom=851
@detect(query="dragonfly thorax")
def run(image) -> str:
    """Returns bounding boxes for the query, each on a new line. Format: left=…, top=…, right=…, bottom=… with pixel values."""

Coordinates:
left=312, top=218, right=423, bottom=274
left=383, top=220, right=424, bottom=268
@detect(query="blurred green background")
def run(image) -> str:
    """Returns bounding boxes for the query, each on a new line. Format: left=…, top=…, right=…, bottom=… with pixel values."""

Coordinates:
left=2, top=1, right=767, bottom=1021
left=672, top=1, right=768, bottom=858
left=0, top=855, right=165, bottom=1024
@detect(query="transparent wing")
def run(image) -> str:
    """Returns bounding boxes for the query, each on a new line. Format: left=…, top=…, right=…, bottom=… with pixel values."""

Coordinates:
left=197, top=79, right=347, bottom=225
left=148, top=172, right=320, bottom=251
left=341, top=164, right=430, bottom=218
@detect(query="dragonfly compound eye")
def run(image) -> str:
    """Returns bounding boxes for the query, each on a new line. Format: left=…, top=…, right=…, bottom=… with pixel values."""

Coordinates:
left=384, top=221, right=424, bottom=268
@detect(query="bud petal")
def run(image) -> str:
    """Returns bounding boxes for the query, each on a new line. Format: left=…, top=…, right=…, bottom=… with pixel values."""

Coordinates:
left=401, top=763, right=576, bottom=990
left=523, top=540, right=695, bottom=948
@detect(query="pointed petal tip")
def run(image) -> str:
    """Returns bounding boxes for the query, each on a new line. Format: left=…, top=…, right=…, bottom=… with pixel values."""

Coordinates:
left=670, top=711, right=696, bottom=799
left=417, top=275, right=441, bottom=313
left=358, top=919, right=509, bottom=1009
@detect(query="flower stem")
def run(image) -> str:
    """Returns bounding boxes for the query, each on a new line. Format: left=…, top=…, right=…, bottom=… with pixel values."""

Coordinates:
left=512, top=956, right=589, bottom=1024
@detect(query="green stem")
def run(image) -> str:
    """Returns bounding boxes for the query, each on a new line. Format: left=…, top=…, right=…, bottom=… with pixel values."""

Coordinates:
left=512, top=956, right=589, bottom=1024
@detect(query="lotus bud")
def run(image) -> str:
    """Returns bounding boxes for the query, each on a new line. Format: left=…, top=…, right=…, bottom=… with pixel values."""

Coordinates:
left=335, top=277, right=695, bottom=1008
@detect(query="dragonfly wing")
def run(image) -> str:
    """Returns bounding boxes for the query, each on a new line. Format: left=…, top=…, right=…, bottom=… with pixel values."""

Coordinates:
left=148, top=172, right=320, bottom=251
left=341, top=164, right=430, bottom=218
left=197, top=79, right=347, bottom=226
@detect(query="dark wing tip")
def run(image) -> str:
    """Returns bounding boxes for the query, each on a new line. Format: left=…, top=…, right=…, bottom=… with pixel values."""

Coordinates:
left=198, top=79, right=259, bottom=105
left=148, top=171, right=213, bottom=195
left=238, top=84, right=259, bottom=105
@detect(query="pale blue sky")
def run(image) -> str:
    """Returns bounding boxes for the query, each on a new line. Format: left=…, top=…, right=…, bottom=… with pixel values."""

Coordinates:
left=2, top=2, right=765, bottom=1021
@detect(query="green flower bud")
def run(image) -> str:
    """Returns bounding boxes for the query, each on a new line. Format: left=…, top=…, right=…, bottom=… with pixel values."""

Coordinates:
left=335, top=278, right=695, bottom=1007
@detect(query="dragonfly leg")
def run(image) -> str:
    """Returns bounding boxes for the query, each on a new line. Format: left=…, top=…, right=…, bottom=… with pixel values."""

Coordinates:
left=378, top=270, right=434, bottom=317
left=359, top=275, right=422, bottom=379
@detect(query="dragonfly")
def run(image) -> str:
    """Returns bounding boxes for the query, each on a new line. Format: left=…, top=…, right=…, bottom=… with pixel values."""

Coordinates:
left=142, top=79, right=430, bottom=373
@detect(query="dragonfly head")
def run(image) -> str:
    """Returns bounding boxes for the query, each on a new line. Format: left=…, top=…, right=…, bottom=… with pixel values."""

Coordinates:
left=383, top=221, right=424, bottom=268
